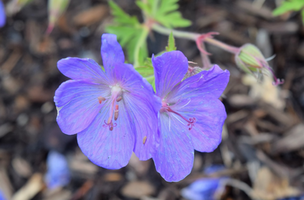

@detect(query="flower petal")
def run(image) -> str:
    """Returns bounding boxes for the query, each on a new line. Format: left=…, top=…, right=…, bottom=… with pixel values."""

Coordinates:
left=152, top=51, right=188, bottom=98
left=55, top=80, right=110, bottom=135
left=153, top=113, right=194, bottom=182
left=101, top=34, right=125, bottom=75
left=0, top=1, right=5, bottom=28
left=110, top=62, right=161, bottom=160
left=172, top=98, right=226, bottom=152
left=123, top=91, right=160, bottom=161
left=168, top=65, right=230, bottom=102
left=57, top=58, right=109, bottom=84
left=77, top=101, right=134, bottom=169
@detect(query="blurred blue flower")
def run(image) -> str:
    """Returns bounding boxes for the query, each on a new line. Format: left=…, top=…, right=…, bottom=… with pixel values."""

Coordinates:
left=45, top=151, right=70, bottom=189
left=0, top=189, right=6, bottom=200
left=181, top=165, right=226, bottom=200
left=278, top=195, right=304, bottom=200
left=0, top=0, right=6, bottom=27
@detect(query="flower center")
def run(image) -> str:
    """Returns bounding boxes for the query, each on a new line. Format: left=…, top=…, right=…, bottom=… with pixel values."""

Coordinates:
left=160, top=100, right=196, bottom=130
left=99, top=84, right=123, bottom=131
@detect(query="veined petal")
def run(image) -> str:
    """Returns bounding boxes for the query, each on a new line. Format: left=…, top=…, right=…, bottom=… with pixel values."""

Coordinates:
left=57, top=58, right=109, bottom=84
left=54, top=80, right=109, bottom=107
left=77, top=101, right=134, bottom=169
left=110, top=62, right=161, bottom=160
left=0, top=0, right=5, bottom=28
left=123, top=91, right=160, bottom=161
left=101, top=34, right=125, bottom=76
left=153, top=113, right=194, bottom=182
left=168, top=65, right=230, bottom=102
left=172, top=98, right=226, bottom=152
left=152, top=51, right=188, bottom=99
left=56, top=81, right=110, bottom=135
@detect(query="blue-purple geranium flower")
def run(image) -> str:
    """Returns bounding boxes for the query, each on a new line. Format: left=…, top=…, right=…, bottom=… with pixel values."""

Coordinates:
left=0, top=0, right=6, bottom=28
left=54, top=34, right=159, bottom=169
left=45, top=151, right=70, bottom=189
left=151, top=51, right=229, bottom=182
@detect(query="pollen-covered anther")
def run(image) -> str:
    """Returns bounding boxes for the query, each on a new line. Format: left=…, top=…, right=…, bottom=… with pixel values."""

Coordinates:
left=143, top=136, right=147, bottom=145
left=98, top=96, right=106, bottom=104
left=114, top=105, right=119, bottom=121
left=116, top=96, right=122, bottom=102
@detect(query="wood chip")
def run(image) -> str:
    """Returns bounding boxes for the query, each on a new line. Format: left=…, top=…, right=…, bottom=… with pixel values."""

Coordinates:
left=228, top=94, right=256, bottom=107
left=272, top=124, right=304, bottom=154
left=73, top=5, right=109, bottom=26
left=121, top=181, right=155, bottom=198
left=12, top=173, right=44, bottom=200
left=12, top=157, right=32, bottom=178
left=236, top=1, right=273, bottom=19
left=0, top=168, right=13, bottom=200
left=252, top=167, right=299, bottom=200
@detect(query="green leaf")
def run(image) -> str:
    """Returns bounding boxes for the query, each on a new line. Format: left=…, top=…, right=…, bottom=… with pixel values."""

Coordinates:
left=107, top=1, right=148, bottom=65
left=273, top=0, right=304, bottom=16
left=301, top=9, right=304, bottom=23
left=109, top=1, right=139, bottom=25
left=166, top=32, right=176, bottom=51
left=106, top=25, right=148, bottom=64
left=137, top=0, right=191, bottom=28
left=135, top=58, right=156, bottom=91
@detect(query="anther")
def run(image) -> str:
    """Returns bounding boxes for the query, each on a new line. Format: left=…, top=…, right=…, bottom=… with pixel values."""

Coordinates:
left=116, top=96, right=122, bottom=102
left=98, top=96, right=106, bottom=104
left=114, top=105, right=119, bottom=121
left=143, top=136, right=147, bottom=145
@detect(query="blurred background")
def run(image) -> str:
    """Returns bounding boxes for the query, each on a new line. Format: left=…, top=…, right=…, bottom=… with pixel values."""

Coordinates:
left=0, top=0, right=304, bottom=199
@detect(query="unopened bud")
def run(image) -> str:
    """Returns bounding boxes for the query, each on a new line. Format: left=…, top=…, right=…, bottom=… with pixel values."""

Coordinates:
left=235, top=44, right=284, bottom=86
left=47, top=0, right=70, bottom=34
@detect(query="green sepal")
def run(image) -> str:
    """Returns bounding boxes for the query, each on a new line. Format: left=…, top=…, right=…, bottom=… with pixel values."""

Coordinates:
left=165, top=32, right=177, bottom=52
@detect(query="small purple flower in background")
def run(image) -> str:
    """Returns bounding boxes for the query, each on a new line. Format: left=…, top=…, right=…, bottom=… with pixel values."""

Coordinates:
left=0, top=190, right=6, bottom=200
left=0, top=0, right=6, bottom=28
left=151, top=51, right=229, bottom=182
left=181, top=165, right=226, bottom=200
left=45, top=151, right=70, bottom=189
left=54, top=34, right=159, bottom=169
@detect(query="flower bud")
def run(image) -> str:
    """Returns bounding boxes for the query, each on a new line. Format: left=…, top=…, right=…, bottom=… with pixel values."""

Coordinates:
left=235, top=44, right=284, bottom=86
left=47, top=0, right=70, bottom=34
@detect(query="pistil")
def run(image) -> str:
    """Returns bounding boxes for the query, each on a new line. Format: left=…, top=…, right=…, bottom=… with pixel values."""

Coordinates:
left=161, top=102, right=196, bottom=130
left=103, top=85, right=123, bottom=131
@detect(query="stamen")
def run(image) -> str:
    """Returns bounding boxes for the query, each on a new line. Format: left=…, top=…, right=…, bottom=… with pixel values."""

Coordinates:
left=98, top=96, right=106, bottom=104
left=114, top=105, right=119, bottom=121
left=103, top=84, right=123, bottom=131
left=116, top=96, right=122, bottom=102
left=143, top=136, right=147, bottom=145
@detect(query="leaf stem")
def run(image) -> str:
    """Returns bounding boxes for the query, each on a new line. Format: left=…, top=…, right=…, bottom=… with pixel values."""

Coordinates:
left=134, top=26, right=149, bottom=68
left=151, top=23, right=239, bottom=54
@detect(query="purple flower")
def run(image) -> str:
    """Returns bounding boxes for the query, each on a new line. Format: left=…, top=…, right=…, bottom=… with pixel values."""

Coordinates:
left=181, top=165, right=226, bottom=200
left=151, top=51, right=229, bottom=182
left=45, top=151, right=70, bottom=189
left=0, top=0, right=6, bottom=28
left=54, top=34, right=159, bottom=169
left=0, top=189, right=6, bottom=200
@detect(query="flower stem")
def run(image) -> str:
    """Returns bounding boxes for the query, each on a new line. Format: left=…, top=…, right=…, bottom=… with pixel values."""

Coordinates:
left=151, top=23, right=239, bottom=54
left=134, top=26, right=149, bottom=68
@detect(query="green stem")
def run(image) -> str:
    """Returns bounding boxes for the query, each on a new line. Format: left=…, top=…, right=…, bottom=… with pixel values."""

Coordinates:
left=151, top=23, right=239, bottom=54
left=134, top=26, right=149, bottom=68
